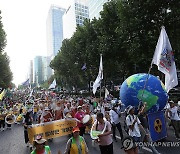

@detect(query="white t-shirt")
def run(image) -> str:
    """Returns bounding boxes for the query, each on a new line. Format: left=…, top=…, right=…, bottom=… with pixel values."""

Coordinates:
left=126, top=114, right=141, bottom=137
left=64, top=107, right=70, bottom=116
left=109, top=109, right=120, bottom=124
left=169, top=106, right=180, bottom=121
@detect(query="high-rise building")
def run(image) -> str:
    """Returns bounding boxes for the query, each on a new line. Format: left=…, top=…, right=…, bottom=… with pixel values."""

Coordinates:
left=88, top=0, right=109, bottom=20
left=63, top=0, right=89, bottom=39
left=33, top=56, right=51, bottom=85
left=29, top=60, right=33, bottom=84
left=47, top=5, right=65, bottom=58
left=34, top=56, right=43, bottom=85
left=46, top=5, right=65, bottom=79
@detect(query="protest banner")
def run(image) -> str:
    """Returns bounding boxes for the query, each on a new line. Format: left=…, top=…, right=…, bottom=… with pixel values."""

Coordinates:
left=28, top=119, right=77, bottom=143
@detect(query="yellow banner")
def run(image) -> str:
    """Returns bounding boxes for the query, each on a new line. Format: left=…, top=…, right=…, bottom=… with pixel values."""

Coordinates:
left=0, top=89, right=6, bottom=101
left=28, top=119, right=77, bottom=144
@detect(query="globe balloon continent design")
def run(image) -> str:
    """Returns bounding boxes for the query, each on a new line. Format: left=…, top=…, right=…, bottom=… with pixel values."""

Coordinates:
left=120, top=73, right=168, bottom=113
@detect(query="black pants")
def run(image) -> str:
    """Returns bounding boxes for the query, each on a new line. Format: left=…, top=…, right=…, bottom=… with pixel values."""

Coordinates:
left=0, top=120, right=5, bottom=128
left=7, top=123, right=11, bottom=128
left=171, top=120, right=180, bottom=138
left=24, top=130, right=29, bottom=144
left=112, top=122, right=124, bottom=140
left=99, top=142, right=113, bottom=154
left=79, top=126, right=86, bottom=136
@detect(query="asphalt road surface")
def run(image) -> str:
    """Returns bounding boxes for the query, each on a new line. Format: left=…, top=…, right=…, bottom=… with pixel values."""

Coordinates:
left=0, top=122, right=179, bottom=154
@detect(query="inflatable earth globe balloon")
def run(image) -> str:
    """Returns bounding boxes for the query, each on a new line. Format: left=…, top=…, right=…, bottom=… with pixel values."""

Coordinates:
left=120, top=73, right=168, bottom=113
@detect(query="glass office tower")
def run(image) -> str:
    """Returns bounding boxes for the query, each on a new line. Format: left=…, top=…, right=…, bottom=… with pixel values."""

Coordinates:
left=47, top=5, right=65, bottom=58
left=63, top=0, right=89, bottom=39
left=88, top=0, right=109, bottom=20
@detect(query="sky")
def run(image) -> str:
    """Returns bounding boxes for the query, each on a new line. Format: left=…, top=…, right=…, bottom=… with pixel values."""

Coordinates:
left=0, top=0, right=70, bottom=86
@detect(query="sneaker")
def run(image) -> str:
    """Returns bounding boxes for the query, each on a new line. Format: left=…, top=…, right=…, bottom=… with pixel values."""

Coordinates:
left=2, top=128, right=5, bottom=131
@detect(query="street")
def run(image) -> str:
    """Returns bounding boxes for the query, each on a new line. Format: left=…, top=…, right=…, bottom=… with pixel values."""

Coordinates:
left=0, top=124, right=125, bottom=154
left=0, top=121, right=179, bottom=154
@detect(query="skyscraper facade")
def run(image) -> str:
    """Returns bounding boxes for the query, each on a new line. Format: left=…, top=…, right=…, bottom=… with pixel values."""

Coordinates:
left=29, top=60, right=33, bottom=84
left=63, top=0, right=89, bottom=39
left=33, top=56, right=50, bottom=85
left=33, top=56, right=43, bottom=85
left=88, top=0, right=109, bottom=20
left=47, top=5, right=65, bottom=58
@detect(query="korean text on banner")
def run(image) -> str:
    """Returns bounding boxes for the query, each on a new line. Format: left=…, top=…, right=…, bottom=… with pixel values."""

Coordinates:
left=28, top=119, right=77, bottom=144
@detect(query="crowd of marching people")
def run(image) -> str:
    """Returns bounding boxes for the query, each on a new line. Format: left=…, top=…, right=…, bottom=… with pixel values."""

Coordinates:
left=0, top=89, right=180, bottom=154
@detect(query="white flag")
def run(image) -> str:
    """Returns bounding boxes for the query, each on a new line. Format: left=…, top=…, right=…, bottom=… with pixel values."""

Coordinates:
left=105, top=88, right=109, bottom=98
left=93, top=54, right=103, bottom=94
left=48, top=79, right=57, bottom=89
left=152, top=26, right=178, bottom=92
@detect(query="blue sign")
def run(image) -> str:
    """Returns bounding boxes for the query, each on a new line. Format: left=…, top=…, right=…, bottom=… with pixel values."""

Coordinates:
left=147, top=111, right=167, bottom=141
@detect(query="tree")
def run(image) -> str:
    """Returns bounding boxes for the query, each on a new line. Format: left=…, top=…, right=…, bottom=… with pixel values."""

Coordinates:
left=50, top=0, right=180, bottom=89
left=0, top=11, right=12, bottom=88
left=0, top=52, right=13, bottom=88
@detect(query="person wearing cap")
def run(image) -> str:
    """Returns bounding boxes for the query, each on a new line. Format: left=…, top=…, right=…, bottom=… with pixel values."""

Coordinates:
left=54, top=100, right=64, bottom=120
left=64, top=127, right=89, bottom=154
left=6, top=106, right=13, bottom=129
left=40, top=107, right=53, bottom=123
left=75, top=106, right=86, bottom=136
left=71, top=101, right=77, bottom=118
left=125, top=105, right=142, bottom=154
left=166, top=100, right=180, bottom=140
left=31, top=135, right=51, bottom=154
left=64, top=103, right=71, bottom=118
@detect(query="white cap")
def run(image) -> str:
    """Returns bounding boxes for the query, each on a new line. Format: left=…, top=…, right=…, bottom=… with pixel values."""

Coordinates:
left=127, top=105, right=135, bottom=114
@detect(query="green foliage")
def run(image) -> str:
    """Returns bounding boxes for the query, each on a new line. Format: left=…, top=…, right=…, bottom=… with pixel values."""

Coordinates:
left=0, top=11, right=13, bottom=88
left=0, top=52, right=13, bottom=88
left=51, top=0, right=180, bottom=90
left=0, top=11, right=7, bottom=53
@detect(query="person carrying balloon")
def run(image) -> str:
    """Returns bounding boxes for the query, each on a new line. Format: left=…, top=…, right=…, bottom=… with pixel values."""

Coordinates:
left=137, top=102, right=160, bottom=154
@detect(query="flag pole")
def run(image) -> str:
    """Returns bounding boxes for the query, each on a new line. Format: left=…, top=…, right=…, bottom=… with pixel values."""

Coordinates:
left=100, top=53, right=102, bottom=101
left=92, top=54, right=103, bottom=100
left=100, top=80, right=102, bottom=100
left=141, top=62, right=153, bottom=101
left=140, top=26, right=165, bottom=101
